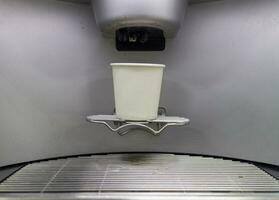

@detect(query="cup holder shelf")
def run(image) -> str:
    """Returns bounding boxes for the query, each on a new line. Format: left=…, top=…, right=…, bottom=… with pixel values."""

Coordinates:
left=86, top=108, right=190, bottom=136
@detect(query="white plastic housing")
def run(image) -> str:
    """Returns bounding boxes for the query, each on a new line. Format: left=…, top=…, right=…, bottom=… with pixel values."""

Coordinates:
left=111, top=63, right=165, bottom=121
left=92, top=0, right=187, bottom=37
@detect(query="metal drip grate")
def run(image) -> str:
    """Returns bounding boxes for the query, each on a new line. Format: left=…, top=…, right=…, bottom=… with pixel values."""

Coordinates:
left=0, top=154, right=279, bottom=196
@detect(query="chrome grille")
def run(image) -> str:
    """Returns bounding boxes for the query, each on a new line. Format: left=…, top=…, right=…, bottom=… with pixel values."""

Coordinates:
left=0, top=154, right=279, bottom=193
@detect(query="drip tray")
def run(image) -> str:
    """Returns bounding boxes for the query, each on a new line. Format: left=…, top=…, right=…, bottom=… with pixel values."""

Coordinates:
left=0, top=154, right=279, bottom=200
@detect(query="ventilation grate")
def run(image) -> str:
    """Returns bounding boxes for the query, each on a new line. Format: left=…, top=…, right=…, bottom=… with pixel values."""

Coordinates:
left=0, top=154, right=279, bottom=193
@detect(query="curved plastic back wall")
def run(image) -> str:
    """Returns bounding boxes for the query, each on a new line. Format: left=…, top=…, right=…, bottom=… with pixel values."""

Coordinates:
left=0, top=0, right=279, bottom=167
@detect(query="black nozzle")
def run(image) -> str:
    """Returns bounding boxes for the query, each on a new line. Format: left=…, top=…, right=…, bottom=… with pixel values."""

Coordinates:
left=116, top=27, right=165, bottom=51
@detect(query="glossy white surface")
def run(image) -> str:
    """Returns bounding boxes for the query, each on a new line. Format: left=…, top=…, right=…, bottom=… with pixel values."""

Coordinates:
left=0, top=0, right=279, bottom=167
left=92, top=0, right=187, bottom=37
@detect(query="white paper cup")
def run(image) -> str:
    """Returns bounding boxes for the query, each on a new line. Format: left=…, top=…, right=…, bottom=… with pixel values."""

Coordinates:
left=111, top=63, right=165, bottom=121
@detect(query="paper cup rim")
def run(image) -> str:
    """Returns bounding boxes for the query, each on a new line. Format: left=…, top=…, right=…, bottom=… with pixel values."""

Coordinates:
left=110, top=63, right=165, bottom=68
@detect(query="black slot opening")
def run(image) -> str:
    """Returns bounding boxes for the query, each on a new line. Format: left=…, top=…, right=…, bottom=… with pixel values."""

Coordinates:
left=116, top=27, right=165, bottom=51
